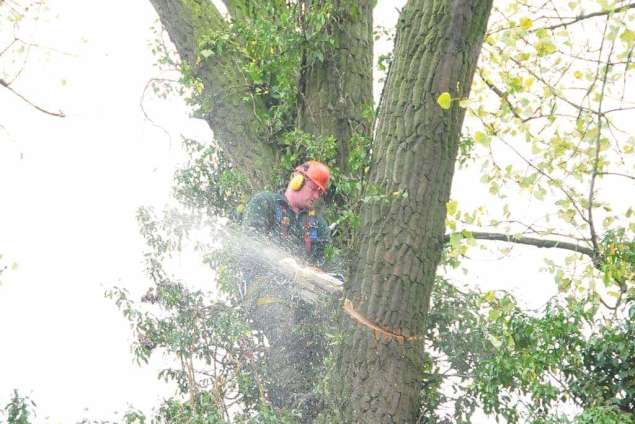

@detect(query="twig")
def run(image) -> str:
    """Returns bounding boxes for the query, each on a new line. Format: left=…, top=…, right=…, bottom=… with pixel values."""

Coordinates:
left=140, top=78, right=176, bottom=146
left=596, top=171, right=635, bottom=181
left=587, top=17, right=616, bottom=254
left=0, top=78, right=65, bottom=117
left=536, top=3, right=635, bottom=32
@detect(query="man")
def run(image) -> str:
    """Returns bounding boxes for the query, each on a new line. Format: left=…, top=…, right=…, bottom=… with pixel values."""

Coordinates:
left=242, top=160, right=332, bottom=269
left=240, top=160, right=334, bottom=421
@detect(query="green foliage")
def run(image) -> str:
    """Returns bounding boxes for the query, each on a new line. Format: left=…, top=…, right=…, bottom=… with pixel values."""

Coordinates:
left=418, top=279, right=635, bottom=423
left=2, top=390, right=36, bottom=424
left=185, top=1, right=335, bottom=142
left=574, top=406, right=635, bottom=424
left=174, top=138, right=249, bottom=219
left=600, top=228, right=635, bottom=286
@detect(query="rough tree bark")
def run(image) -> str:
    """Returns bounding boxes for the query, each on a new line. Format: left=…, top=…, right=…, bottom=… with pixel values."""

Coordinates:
left=297, top=0, right=374, bottom=171
left=148, top=0, right=275, bottom=188
left=332, top=1, right=492, bottom=422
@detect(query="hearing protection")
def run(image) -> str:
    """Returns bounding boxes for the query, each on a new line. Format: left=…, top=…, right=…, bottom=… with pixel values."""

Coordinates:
left=288, top=160, right=330, bottom=192
left=289, top=173, right=305, bottom=191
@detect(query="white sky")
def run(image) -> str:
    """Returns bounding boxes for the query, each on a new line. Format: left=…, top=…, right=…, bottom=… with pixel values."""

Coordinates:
left=0, top=1, right=581, bottom=423
left=0, top=0, right=212, bottom=421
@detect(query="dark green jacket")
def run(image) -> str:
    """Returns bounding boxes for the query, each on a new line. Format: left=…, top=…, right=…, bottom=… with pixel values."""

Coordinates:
left=242, top=191, right=331, bottom=267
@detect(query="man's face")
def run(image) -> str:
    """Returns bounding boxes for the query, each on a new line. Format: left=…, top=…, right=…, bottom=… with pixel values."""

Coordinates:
left=288, top=177, right=324, bottom=210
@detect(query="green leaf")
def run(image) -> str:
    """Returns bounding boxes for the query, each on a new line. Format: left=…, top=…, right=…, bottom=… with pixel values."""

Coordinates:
left=474, top=131, right=490, bottom=147
left=447, top=199, right=458, bottom=216
left=484, top=290, right=496, bottom=303
left=488, top=334, right=503, bottom=348
left=620, top=29, right=635, bottom=44
left=437, top=92, right=452, bottom=109
left=200, top=49, right=213, bottom=59
left=519, top=17, right=533, bottom=30
left=535, top=40, right=557, bottom=56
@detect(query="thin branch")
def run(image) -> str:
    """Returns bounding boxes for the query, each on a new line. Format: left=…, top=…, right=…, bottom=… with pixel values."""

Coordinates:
left=0, top=78, right=65, bottom=117
left=596, top=171, right=635, bottom=181
left=536, top=3, right=635, bottom=32
left=0, top=38, right=18, bottom=57
left=588, top=17, right=615, bottom=254
left=444, top=231, right=595, bottom=258
left=477, top=69, right=523, bottom=121
left=498, top=137, right=589, bottom=225
left=140, top=78, right=176, bottom=145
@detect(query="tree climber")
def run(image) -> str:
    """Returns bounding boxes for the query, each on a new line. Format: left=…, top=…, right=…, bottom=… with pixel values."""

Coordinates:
left=242, top=160, right=332, bottom=270
left=240, top=160, right=337, bottom=420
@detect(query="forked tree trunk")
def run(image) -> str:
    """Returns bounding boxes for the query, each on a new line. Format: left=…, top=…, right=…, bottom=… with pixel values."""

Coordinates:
left=332, top=1, right=492, bottom=422
left=148, top=0, right=493, bottom=421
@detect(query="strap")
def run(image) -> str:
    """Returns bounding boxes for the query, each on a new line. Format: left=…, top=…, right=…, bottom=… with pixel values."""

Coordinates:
left=275, top=203, right=290, bottom=236
left=304, top=210, right=318, bottom=255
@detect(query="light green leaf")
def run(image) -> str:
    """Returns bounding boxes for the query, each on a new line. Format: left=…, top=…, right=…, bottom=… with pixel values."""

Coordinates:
left=519, top=17, right=533, bottom=30
left=474, top=131, right=490, bottom=147
left=447, top=199, right=458, bottom=216
left=620, top=29, right=635, bottom=44
left=437, top=92, right=452, bottom=109
left=488, top=334, right=503, bottom=348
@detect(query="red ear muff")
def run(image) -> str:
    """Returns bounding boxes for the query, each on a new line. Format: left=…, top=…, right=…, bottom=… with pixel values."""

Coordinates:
left=289, top=174, right=305, bottom=191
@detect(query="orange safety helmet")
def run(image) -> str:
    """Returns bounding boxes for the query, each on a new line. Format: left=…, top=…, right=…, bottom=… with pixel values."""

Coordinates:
left=293, top=160, right=330, bottom=193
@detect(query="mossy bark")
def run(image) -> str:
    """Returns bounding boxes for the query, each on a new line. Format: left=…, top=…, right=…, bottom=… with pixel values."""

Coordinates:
left=148, top=0, right=275, bottom=189
left=297, top=0, right=374, bottom=171
left=331, top=1, right=492, bottom=422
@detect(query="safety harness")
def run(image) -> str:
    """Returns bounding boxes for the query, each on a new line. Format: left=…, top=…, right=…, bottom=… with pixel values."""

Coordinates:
left=274, top=202, right=319, bottom=256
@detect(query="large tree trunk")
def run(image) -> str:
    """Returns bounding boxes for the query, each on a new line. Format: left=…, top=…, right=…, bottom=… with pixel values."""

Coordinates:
left=148, top=0, right=275, bottom=188
left=332, top=1, right=492, bottom=422
left=297, top=0, right=374, bottom=171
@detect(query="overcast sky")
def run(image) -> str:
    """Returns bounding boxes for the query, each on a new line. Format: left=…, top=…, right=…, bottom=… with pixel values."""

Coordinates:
left=0, top=1, right=567, bottom=422
left=0, top=1, right=210, bottom=421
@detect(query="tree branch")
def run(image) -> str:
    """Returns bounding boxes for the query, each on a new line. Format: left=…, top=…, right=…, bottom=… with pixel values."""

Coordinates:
left=596, top=171, right=635, bottom=181
left=140, top=78, right=175, bottom=145
left=477, top=69, right=523, bottom=121
left=587, top=17, right=615, bottom=254
left=536, top=3, right=635, bottom=32
left=147, top=0, right=275, bottom=189
left=444, top=231, right=595, bottom=258
left=0, top=78, right=65, bottom=117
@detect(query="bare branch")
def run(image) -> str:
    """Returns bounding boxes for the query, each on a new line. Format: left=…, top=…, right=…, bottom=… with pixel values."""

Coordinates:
left=477, top=69, right=523, bottom=121
left=536, top=3, right=635, bottom=32
left=0, top=78, right=65, bottom=117
left=140, top=78, right=176, bottom=145
left=498, top=137, right=589, bottom=225
left=596, top=171, right=635, bottom=181
left=444, top=231, right=595, bottom=257
left=587, top=17, right=616, bottom=254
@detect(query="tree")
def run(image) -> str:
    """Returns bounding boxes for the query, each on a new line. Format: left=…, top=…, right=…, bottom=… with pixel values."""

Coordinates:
left=109, top=0, right=635, bottom=422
